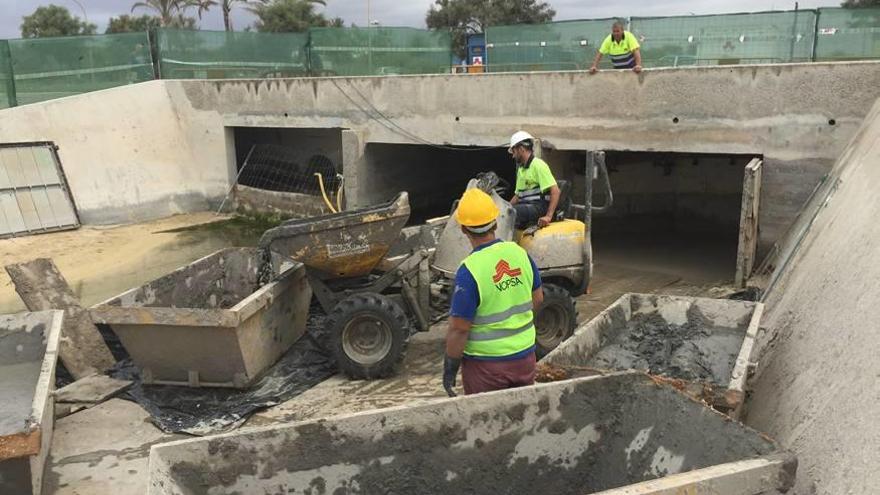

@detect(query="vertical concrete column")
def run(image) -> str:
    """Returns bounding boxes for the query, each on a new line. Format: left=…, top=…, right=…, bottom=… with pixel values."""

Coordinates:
left=341, top=129, right=366, bottom=210
left=533, top=138, right=544, bottom=159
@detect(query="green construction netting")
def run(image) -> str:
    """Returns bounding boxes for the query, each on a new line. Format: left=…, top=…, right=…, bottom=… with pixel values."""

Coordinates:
left=815, top=7, right=880, bottom=61
left=156, top=29, right=309, bottom=79
left=8, top=32, right=153, bottom=106
left=309, top=27, right=452, bottom=76
left=0, top=41, right=14, bottom=109
left=486, top=19, right=618, bottom=72
left=631, top=11, right=817, bottom=67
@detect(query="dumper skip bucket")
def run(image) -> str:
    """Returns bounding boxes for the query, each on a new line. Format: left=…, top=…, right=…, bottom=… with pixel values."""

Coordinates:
left=90, top=248, right=311, bottom=389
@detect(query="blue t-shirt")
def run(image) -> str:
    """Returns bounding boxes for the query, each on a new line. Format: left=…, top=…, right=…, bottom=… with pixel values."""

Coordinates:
left=449, top=239, right=541, bottom=360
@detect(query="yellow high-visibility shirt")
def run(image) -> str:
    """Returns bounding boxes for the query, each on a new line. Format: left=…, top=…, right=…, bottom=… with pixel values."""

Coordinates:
left=599, top=31, right=641, bottom=68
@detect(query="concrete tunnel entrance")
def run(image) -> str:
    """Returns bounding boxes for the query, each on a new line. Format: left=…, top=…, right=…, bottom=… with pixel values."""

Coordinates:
left=229, top=131, right=760, bottom=286
left=358, top=143, right=515, bottom=224
left=591, top=150, right=757, bottom=286
left=357, top=144, right=759, bottom=285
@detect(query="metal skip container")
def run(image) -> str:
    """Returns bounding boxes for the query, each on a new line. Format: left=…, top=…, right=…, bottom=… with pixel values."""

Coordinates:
left=542, top=293, right=764, bottom=418
left=0, top=310, right=63, bottom=495
left=90, top=248, right=311, bottom=389
left=147, top=372, right=795, bottom=495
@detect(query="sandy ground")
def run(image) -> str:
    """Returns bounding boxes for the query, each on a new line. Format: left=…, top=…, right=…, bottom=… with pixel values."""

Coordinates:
left=0, top=213, right=241, bottom=314
left=0, top=215, right=734, bottom=494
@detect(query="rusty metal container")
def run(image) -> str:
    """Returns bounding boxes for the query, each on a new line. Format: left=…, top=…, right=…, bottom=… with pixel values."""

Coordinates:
left=259, top=192, right=410, bottom=279
left=542, top=293, right=763, bottom=418
left=90, top=248, right=311, bottom=389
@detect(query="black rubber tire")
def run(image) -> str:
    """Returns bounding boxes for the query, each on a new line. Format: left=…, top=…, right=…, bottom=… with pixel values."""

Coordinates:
left=535, top=283, right=577, bottom=358
left=326, top=293, right=410, bottom=380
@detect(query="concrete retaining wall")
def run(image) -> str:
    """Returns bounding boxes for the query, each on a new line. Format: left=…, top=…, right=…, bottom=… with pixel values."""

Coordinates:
left=0, top=82, right=233, bottom=225
left=170, top=62, right=880, bottom=254
left=148, top=372, right=794, bottom=495
left=745, top=97, right=880, bottom=493
left=2, top=62, right=879, bottom=251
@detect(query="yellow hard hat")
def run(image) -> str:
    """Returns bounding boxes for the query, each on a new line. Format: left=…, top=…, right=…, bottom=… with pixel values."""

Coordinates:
left=455, top=188, right=499, bottom=229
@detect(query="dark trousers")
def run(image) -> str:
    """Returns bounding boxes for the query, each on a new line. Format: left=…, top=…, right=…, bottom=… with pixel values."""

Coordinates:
left=513, top=200, right=549, bottom=229
left=461, top=353, right=536, bottom=395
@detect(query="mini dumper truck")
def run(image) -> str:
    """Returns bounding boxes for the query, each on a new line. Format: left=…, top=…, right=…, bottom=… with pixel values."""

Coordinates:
left=259, top=151, right=613, bottom=379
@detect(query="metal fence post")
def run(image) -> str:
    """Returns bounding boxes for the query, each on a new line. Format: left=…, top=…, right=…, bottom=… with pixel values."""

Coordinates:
left=1, top=40, right=17, bottom=107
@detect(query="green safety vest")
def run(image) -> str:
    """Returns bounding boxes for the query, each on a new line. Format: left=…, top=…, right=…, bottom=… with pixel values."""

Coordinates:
left=462, top=241, right=536, bottom=358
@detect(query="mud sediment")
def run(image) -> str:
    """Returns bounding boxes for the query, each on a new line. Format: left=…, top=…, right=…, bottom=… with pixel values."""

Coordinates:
left=586, top=307, right=743, bottom=385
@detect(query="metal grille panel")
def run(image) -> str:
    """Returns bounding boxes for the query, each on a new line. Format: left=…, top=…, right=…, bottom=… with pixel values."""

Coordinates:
left=0, top=143, right=79, bottom=238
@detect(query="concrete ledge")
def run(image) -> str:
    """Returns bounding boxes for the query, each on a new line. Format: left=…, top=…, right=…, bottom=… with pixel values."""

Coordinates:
left=0, top=310, right=63, bottom=495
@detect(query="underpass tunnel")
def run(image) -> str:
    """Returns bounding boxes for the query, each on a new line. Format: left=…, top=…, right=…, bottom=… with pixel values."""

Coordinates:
left=590, top=151, right=756, bottom=285
left=359, top=143, right=516, bottom=224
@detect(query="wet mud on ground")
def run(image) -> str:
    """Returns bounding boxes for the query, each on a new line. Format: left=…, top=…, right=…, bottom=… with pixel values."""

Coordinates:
left=586, top=306, right=744, bottom=385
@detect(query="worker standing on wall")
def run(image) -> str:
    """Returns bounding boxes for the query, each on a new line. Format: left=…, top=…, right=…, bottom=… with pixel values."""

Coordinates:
left=589, top=21, right=643, bottom=73
left=508, top=131, right=561, bottom=229
left=443, top=189, right=544, bottom=396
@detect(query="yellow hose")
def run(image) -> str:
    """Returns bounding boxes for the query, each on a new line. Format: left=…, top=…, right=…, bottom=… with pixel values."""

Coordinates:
left=315, top=173, right=338, bottom=214
left=335, top=175, right=344, bottom=212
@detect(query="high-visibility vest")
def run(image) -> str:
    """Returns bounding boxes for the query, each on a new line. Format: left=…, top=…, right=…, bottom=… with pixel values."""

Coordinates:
left=462, top=241, right=536, bottom=358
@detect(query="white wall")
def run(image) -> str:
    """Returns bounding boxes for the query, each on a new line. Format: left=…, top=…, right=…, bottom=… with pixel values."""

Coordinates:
left=0, top=81, right=231, bottom=224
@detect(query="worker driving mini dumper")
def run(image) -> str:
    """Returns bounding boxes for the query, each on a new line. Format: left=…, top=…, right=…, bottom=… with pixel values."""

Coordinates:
left=508, top=131, right=561, bottom=230
left=443, top=188, right=544, bottom=396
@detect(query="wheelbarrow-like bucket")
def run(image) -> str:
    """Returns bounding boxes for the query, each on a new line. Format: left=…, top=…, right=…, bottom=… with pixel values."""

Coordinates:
left=259, top=192, right=410, bottom=279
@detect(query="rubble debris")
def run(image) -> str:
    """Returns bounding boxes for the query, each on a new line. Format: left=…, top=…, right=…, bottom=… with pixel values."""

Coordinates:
left=5, top=259, right=115, bottom=379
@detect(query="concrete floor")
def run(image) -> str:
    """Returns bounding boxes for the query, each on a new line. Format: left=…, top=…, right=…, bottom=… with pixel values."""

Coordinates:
left=0, top=214, right=736, bottom=494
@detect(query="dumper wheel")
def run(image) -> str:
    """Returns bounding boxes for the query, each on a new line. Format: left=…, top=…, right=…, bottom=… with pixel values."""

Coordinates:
left=535, top=283, right=577, bottom=358
left=327, top=293, right=410, bottom=380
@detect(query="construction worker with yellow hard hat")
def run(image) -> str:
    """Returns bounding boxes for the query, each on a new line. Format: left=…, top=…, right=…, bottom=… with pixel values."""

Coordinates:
left=443, top=188, right=544, bottom=396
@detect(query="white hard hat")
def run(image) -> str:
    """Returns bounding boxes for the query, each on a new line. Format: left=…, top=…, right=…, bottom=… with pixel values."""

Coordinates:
left=508, top=130, right=535, bottom=151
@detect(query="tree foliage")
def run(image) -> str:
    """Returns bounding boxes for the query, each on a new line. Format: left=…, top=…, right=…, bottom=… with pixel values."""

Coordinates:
left=426, top=0, right=555, bottom=58
left=20, top=5, right=97, bottom=38
left=106, top=14, right=161, bottom=33
left=106, top=14, right=195, bottom=33
left=841, top=0, right=880, bottom=7
left=131, top=0, right=201, bottom=26
left=250, top=0, right=336, bottom=33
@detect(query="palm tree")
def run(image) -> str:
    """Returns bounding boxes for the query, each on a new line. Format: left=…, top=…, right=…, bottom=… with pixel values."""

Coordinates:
left=131, top=0, right=199, bottom=26
left=217, top=0, right=251, bottom=31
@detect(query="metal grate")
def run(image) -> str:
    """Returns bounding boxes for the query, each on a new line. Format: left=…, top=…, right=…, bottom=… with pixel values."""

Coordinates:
left=0, top=142, right=79, bottom=238
left=237, top=144, right=341, bottom=196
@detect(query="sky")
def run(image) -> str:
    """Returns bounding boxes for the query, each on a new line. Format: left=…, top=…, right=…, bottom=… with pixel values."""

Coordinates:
left=0, top=0, right=844, bottom=39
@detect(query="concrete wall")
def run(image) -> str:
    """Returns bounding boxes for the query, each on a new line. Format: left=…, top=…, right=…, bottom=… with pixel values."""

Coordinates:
left=169, top=62, right=880, bottom=254
left=0, top=82, right=232, bottom=225
left=1, top=62, right=879, bottom=240
left=745, top=97, right=880, bottom=494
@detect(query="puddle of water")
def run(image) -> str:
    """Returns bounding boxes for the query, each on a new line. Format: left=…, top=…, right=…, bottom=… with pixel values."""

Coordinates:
left=0, top=217, right=278, bottom=314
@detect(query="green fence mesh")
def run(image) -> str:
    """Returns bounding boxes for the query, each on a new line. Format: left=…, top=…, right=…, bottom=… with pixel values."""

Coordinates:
left=815, top=7, right=880, bottom=61
left=8, top=32, right=153, bottom=106
left=486, top=19, right=618, bottom=72
left=156, top=29, right=309, bottom=79
left=0, top=41, right=14, bottom=109
left=309, top=27, right=452, bottom=76
left=630, top=11, right=817, bottom=67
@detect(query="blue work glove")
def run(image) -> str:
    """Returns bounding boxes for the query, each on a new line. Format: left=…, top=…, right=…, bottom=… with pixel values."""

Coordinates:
left=443, top=355, right=461, bottom=397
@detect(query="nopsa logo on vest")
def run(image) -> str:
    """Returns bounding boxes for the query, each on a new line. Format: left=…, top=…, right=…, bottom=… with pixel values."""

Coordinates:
left=492, top=259, right=524, bottom=291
